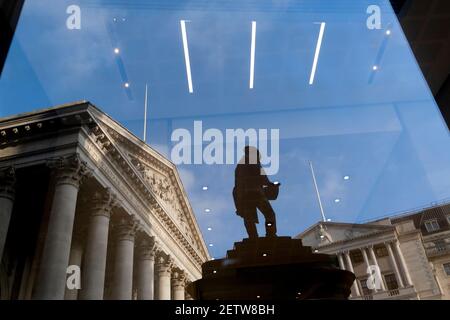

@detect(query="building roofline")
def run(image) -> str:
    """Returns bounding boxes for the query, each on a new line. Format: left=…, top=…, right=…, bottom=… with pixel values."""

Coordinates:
left=0, top=100, right=172, bottom=167
left=295, top=220, right=395, bottom=239
left=358, top=198, right=450, bottom=224
left=0, top=100, right=90, bottom=124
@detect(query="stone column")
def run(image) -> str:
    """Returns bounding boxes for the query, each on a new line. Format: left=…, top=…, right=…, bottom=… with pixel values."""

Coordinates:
left=337, top=253, right=346, bottom=270
left=64, top=230, right=84, bottom=300
left=110, top=216, right=138, bottom=300
left=344, top=251, right=361, bottom=296
left=0, top=167, right=15, bottom=262
left=33, top=155, right=90, bottom=300
left=156, top=252, right=173, bottom=300
left=135, top=235, right=156, bottom=300
left=386, top=242, right=404, bottom=288
left=172, top=269, right=186, bottom=300
left=393, top=240, right=413, bottom=286
left=368, top=245, right=386, bottom=291
left=361, top=247, right=377, bottom=293
left=79, top=190, right=116, bottom=300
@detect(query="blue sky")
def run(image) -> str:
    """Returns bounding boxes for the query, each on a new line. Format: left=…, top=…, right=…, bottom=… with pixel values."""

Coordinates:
left=1, top=0, right=450, bottom=258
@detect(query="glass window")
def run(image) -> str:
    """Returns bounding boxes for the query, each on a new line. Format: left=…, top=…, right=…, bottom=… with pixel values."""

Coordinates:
left=1, top=0, right=450, bottom=301
left=359, top=278, right=372, bottom=296
left=375, top=246, right=388, bottom=257
left=435, top=240, right=447, bottom=252
left=2, top=1, right=449, bottom=248
left=425, top=219, right=440, bottom=232
left=351, top=250, right=364, bottom=264
left=444, top=263, right=450, bottom=276
left=384, top=273, right=398, bottom=290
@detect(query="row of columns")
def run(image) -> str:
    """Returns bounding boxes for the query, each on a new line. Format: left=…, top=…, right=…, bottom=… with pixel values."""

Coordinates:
left=0, top=155, right=191, bottom=300
left=337, top=241, right=413, bottom=296
left=33, top=155, right=89, bottom=299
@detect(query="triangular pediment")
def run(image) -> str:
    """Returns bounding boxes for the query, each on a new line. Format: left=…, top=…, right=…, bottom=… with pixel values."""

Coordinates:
left=85, top=105, right=208, bottom=258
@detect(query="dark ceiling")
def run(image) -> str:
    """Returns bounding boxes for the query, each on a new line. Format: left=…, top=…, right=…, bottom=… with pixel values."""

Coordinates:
left=0, top=0, right=24, bottom=75
left=393, top=0, right=450, bottom=129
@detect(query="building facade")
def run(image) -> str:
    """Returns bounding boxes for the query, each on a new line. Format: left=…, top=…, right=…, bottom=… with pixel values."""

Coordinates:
left=297, top=203, right=450, bottom=300
left=0, top=101, right=210, bottom=300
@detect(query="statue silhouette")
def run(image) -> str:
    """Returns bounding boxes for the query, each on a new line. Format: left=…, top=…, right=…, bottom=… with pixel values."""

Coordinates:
left=232, top=146, right=279, bottom=239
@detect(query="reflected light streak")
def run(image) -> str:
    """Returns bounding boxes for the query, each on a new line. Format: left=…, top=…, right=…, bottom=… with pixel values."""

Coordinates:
left=249, top=21, right=256, bottom=89
left=180, top=20, right=193, bottom=93
left=309, top=22, right=326, bottom=85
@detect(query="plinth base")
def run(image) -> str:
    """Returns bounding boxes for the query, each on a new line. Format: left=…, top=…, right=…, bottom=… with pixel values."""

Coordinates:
left=187, top=236, right=355, bottom=300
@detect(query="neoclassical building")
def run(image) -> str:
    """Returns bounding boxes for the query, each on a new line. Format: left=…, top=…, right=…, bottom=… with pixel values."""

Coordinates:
left=0, top=101, right=210, bottom=300
left=297, top=203, right=450, bottom=300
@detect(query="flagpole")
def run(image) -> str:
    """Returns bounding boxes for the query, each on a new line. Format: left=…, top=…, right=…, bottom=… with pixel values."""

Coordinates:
left=309, top=160, right=327, bottom=222
left=143, top=83, right=148, bottom=142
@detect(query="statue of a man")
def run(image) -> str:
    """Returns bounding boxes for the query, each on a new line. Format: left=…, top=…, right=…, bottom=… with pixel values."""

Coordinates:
left=232, top=146, right=279, bottom=239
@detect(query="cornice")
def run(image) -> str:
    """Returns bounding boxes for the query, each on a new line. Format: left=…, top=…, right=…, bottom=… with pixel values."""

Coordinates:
left=0, top=101, right=90, bottom=127
left=297, top=220, right=396, bottom=239
left=316, top=228, right=397, bottom=251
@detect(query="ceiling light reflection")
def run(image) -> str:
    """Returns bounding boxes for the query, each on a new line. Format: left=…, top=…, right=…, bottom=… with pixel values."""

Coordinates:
left=249, top=21, right=256, bottom=89
left=180, top=20, right=193, bottom=93
left=309, top=22, right=326, bottom=85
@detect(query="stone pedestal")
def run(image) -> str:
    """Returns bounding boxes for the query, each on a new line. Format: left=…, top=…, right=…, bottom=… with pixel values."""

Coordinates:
left=187, top=236, right=355, bottom=300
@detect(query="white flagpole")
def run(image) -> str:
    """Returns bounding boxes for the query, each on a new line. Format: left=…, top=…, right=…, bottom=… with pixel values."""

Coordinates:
left=143, top=83, right=148, bottom=142
left=309, top=160, right=327, bottom=222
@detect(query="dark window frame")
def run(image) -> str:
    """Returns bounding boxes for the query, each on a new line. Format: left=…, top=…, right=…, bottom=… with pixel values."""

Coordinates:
left=350, top=250, right=364, bottom=264
left=443, top=263, right=450, bottom=276
left=359, top=278, right=372, bottom=296
left=384, top=273, right=399, bottom=291
left=425, top=219, right=440, bottom=232
left=375, top=246, right=388, bottom=258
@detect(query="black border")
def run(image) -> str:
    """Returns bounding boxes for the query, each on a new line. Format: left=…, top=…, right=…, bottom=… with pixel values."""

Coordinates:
left=0, top=0, right=25, bottom=75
